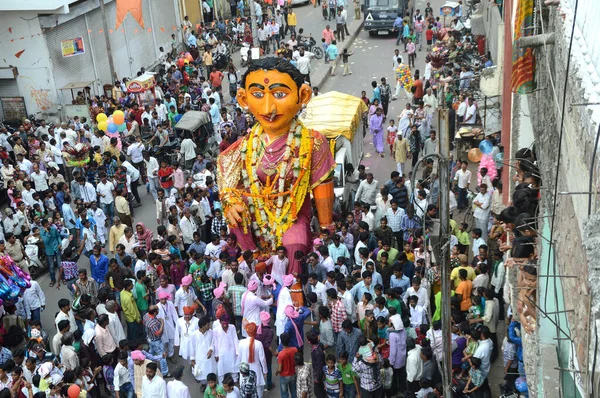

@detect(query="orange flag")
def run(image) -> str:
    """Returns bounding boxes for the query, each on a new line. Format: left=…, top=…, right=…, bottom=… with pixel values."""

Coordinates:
left=115, top=0, right=145, bottom=29
left=15, top=50, right=25, bottom=58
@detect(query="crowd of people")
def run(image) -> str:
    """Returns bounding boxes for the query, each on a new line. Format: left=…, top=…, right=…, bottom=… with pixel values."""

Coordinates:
left=0, top=1, right=540, bottom=398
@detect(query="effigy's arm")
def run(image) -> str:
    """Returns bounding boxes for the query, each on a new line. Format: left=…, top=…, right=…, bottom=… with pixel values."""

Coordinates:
left=313, top=179, right=334, bottom=228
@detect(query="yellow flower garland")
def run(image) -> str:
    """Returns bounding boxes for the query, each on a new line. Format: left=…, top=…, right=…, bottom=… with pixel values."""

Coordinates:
left=236, top=120, right=315, bottom=252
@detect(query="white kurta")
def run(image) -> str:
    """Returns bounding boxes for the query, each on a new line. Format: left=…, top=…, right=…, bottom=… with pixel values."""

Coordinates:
left=275, top=286, right=292, bottom=337
left=241, top=291, right=273, bottom=337
left=157, top=301, right=178, bottom=342
left=174, top=316, right=199, bottom=360
left=107, top=311, right=126, bottom=346
left=166, top=379, right=191, bottom=398
left=268, top=255, right=289, bottom=286
left=238, top=337, right=268, bottom=387
left=189, top=329, right=217, bottom=381
left=213, top=325, right=240, bottom=378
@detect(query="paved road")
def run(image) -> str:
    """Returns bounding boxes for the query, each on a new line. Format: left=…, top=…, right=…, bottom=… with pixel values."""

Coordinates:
left=34, top=0, right=505, bottom=395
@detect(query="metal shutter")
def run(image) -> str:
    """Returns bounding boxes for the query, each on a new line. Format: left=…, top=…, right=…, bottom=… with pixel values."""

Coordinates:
left=45, top=16, right=95, bottom=105
left=150, top=0, right=179, bottom=56
left=87, top=4, right=113, bottom=86
left=0, top=79, right=20, bottom=97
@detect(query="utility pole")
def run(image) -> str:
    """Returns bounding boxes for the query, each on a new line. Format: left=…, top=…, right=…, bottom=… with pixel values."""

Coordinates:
left=99, top=0, right=117, bottom=82
left=409, top=108, right=452, bottom=397
left=438, top=108, right=453, bottom=398
left=248, top=0, right=259, bottom=48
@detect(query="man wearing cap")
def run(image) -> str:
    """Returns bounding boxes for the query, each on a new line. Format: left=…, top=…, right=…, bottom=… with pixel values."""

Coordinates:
left=275, top=274, right=295, bottom=337
left=239, top=362, right=259, bottom=398
left=213, top=306, right=240, bottom=382
left=156, top=292, right=178, bottom=362
left=239, top=323, right=268, bottom=397
left=241, top=279, right=273, bottom=337
left=249, top=262, right=269, bottom=300
left=174, top=275, right=204, bottom=316
left=174, top=306, right=199, bottom=361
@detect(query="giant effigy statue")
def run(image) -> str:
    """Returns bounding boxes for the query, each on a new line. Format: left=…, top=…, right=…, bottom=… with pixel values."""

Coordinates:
left=217, top=57, right=335, bottom=274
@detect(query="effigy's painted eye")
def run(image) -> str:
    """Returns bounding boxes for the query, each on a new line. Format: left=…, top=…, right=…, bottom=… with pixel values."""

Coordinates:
left=251, top=92, right=265, bottom=99
left=273, top=92, right=288, bottom=99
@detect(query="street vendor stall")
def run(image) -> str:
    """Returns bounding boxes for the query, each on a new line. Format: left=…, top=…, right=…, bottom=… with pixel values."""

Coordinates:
left=126, top=73, right=157, bottom=107
left=300, top=91, right=367, bottom=211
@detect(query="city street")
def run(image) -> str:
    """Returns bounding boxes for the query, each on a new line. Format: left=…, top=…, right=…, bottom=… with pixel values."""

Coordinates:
left=34, top=1, right=504, bottom=396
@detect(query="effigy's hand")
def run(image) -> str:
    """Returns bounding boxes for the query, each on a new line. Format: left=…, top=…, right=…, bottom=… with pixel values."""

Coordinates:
left=226, top=203, right=245, bottom=228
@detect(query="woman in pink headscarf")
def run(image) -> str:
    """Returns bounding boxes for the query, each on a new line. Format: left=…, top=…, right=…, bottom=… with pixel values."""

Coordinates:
left=135, top=222, right=153, bottom=252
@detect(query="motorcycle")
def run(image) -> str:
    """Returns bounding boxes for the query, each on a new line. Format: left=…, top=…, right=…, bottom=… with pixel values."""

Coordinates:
left=25, top=236, right=47, bottom=279
left=298, top=34, right=324, bottom=60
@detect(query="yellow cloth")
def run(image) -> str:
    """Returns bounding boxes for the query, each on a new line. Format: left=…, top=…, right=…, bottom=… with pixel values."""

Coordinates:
left=109, top=223, right=126, bottom=252
left=120, top=290, right=141, bottom=323
left=393, top=138, right=409, bottom=163
left=287, top=13, right=297, bottom=26
left=115, top=196, right=130, bottom=215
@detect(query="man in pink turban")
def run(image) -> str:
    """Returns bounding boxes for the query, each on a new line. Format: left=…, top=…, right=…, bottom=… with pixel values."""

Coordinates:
left=275, top=274, right=295, bottom=337
left=277, top=305, right=311, bottom=351
left=174, top=274, right=205, bottom=316
left=241, top=279, right=273, bottom=337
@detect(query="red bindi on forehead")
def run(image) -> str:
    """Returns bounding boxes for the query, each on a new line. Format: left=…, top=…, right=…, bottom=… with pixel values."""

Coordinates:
left=264, top=78, right=270, bottom=84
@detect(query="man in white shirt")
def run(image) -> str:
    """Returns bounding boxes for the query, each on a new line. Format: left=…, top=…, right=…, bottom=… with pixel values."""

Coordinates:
left=16, top=153, right=33, bottom=174
left=155, top=99, right=168, bottom=123
left=179, top=135, right=197, bottom=170
left=97, top=173, right=115, bottom=222
left=453, top=160, right=471, bottom=210
left=456, top=95, right=467, bottom=123
left=179, top=208, right=197, bottom=250
left=23, top=280, right=45, bottom=323
left=355, top=173, right=378, bottom=205
left=296, top=49, right=315, bottom=85
left=141, top=362, right=166, bottom=397
left=30, top=164, right=49, bottom=192
left=463, top=97, right=477, bottom=125
left=404, top=277, right=429, bottom=311
left=308, top=273, right=328, bottom=304
left=473, top=183, right=491, bottom=240
left=473, top=326, right=494, bottom=376
left=77, top=176, right=97, bottom=205
left=143, top=151, right=160, bottom=201
left=407, top=295, right=426, bottom=328
left=21, top=182, right=37, bottom=209
left=127, top=137, right=146, bottom=167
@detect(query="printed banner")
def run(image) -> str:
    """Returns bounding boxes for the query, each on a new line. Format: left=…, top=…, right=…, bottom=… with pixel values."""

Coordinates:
left=61, top=37, right=85, bottom=57
left=511, top=0, right=536, bottom=93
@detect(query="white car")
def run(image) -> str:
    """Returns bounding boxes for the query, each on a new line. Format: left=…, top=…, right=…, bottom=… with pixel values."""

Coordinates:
left=290, top=0, right=310, bottom=5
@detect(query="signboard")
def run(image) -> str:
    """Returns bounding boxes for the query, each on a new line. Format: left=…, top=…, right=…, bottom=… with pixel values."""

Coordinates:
left=441, top=6, right=454, bottom=15
left=126, top=74, right=156, bottom=93
left=0, top=97, right=27, bottom=124
left=61, top=37, right=85, bottom=58
left=63, top=104, right=91, bottom=126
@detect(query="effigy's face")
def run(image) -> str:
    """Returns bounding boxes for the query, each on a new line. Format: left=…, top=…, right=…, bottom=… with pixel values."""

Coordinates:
left=238, top=69, right=312, bottom=136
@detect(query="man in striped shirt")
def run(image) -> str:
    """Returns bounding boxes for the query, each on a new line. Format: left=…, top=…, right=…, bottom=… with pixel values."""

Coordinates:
left=143, top=306, right=171, bottom=377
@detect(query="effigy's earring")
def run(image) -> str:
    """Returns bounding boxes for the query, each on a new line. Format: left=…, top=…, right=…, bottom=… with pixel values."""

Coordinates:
left=301, top=103, right=307, bottom=109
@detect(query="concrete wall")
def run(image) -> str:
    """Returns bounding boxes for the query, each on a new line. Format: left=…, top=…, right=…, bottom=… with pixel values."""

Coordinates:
left=523, top=2, right=600, bottom=394
left=0, top=11, right=57, bottom=116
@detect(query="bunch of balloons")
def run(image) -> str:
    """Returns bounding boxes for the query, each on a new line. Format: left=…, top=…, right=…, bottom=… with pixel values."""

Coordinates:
left=0, top=255, right=31, bottom=302
left=96, top=110, right=125, bottom=150
left=96, top=110, right=127, bottom=134
left=395, top=64, right=414, bottom=92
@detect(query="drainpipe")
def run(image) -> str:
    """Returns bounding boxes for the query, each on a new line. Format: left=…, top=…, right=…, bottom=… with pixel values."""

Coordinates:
left=501, top=0, right=513, bottom=203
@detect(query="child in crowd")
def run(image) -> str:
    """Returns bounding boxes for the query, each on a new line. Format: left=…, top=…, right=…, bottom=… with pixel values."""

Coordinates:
left=337, top=351, right=359, bottom=398
left=323, top=354, right=343, bottom=397
left=387, top=119, right=398, bottom=156
left=381, top=358, right=394, bottom=397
